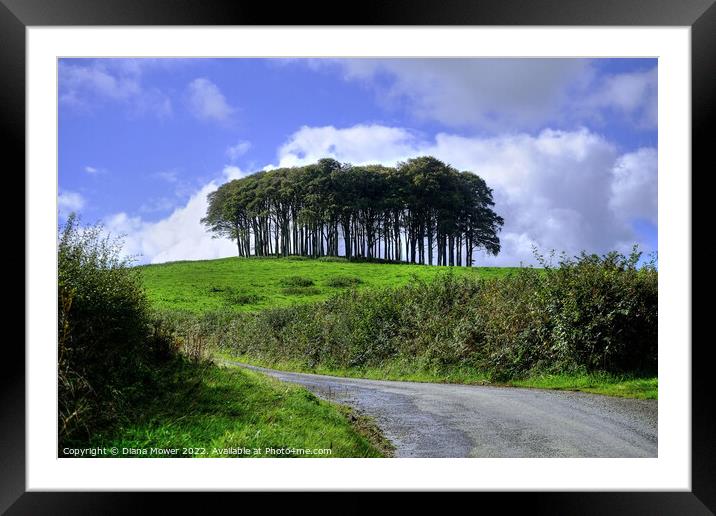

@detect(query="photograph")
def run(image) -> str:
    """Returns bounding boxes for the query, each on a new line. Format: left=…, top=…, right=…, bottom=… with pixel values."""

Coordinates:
left=57, top=56, right=659, bottom=459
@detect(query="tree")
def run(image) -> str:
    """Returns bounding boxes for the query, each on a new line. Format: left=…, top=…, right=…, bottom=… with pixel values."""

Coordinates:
left=202, top=156, right=504, bottom=267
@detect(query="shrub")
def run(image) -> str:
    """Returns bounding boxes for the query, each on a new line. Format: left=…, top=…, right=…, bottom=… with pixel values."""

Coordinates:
left=325, top=275, right=363, bottom=288
left=279, top=275, right=315, bottom=287
left=223, top=287, right=262, bottom=306
left=214, top=248, right=656, bottom=379
left=58, top=215, right=178, bottom=444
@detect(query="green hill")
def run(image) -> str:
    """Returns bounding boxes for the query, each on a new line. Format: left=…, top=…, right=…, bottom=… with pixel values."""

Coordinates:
left=139, top=256, right=518, bottom=313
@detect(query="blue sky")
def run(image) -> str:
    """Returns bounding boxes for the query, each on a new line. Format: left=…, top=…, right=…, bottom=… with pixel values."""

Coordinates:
left=58, top=58, right=657, bottom=265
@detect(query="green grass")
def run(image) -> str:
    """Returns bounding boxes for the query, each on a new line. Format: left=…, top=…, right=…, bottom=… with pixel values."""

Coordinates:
left=77, top=359, right=388, bottom=458
left=139, top=256, right=517, bottom=313
left=218, top=352, right=657, bottom=400
left=509, top=373, right=658, bottom=399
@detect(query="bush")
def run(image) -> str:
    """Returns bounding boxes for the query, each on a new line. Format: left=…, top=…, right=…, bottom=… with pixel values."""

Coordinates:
left=208, top=248, right=656, bottom=380
left=534, top=248, right=657, bottom=374
left=210, top=286, right=262, bottom=306
left=325, top=275, right=363, bottom=288
left=279, top=275, right=315, bottom=287
left=58, top=215, right=177, bottom=444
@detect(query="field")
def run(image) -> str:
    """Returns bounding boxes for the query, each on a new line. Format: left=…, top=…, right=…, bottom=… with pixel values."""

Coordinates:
left=139, top=256, right=518, bottom=312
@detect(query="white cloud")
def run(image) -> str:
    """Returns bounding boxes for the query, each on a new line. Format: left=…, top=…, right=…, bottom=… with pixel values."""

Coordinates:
left=222, top=165, right=251, bottom=181
left=59, top=60, right=172, bottom=118
left=277, top=124, right=423, bottom=167
left=589, top=68, right=657, bottom=129
left=275, top=124, right=657, bottom=265
left=302, top=59, right=657, bottom=132
left=226, top=141, right=251, bottom=162
left=105, top=182, right=237, bottom=264
left=104, top=165, right=256, bottom=264
left=186, top=78, right=234, bottom=123
left=609, top=148, right=658, bottom=224
left=84, top=165, right=108, bottom=175
left=58, top=190, right=85, bottom=217
left=307, top=59, right=591, bottom=131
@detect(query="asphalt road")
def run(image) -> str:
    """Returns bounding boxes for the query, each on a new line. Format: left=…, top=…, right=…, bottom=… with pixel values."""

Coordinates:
left=228, top=362, right=657, bottom=458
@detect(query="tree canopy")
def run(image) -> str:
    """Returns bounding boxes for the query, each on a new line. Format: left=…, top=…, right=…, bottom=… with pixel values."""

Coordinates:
left=202, top=156, right=504, bottom=266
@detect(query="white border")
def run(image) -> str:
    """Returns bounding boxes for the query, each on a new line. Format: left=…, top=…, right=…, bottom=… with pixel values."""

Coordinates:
left=27, top=27, right=691, bottom=491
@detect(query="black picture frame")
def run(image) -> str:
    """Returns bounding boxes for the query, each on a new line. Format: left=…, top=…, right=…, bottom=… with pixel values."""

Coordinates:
left=5, top=0, right=712, bottom=512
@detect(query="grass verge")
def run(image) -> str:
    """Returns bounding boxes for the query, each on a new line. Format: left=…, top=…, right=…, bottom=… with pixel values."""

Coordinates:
left=218, top=352, right=656, bottom=400
left=508, top=373, right=657, bottom=399
left=74, top=359, right=387, bottom=457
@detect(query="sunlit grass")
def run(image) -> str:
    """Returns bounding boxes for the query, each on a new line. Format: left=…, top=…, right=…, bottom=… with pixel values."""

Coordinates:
left=139, top=256, right=518, bottom=313
left=80, top=360, right=387, bottom=458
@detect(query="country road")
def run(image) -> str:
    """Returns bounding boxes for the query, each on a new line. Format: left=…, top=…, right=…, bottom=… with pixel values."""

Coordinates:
left=227, top=362, right=657, bottom=458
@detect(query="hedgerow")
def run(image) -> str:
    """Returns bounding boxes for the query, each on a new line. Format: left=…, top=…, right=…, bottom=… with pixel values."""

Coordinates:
left=161, top=248, right=657, bottom=380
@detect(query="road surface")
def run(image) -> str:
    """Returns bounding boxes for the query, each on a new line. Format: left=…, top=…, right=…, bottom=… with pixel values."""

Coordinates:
left=228, top=362, right=657, bottom=458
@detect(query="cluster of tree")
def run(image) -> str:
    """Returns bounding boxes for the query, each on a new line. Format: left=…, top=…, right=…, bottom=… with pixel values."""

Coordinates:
left=202, top=156, right=504, bottom=266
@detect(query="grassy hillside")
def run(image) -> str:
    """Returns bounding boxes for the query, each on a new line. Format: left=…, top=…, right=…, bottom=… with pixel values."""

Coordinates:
left=141, top=255, right=656, bottom=400
left=76, top=360, right=388, bottom=458
left=139, top=256, right=517, bottom=313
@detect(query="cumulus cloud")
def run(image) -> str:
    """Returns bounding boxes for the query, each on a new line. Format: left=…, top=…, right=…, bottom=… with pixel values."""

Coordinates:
left=222, top=165, right=251, bottom=181
left=58, top=190, right=85, bottom=217
left=186, top=78, right=234, bottom=123
left=226, top=141, right=252, bottom=162
left=59, top=59, right=172, bottom=118
left=103, top=165, right=255, bottom=264
left=609, top=147, right=658, bottom=224
left=105, top=182, right=237, bottom=264
left=275, top=124, right=657, bottom=265
left=277, top=125, right=422, bottom=167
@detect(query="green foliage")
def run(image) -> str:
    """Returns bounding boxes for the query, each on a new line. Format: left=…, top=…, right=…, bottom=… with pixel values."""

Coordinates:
left=209, top=285, right=263, bottom=306
left=162, top=249, right=656, bottom=383
left=279, top=275, right=315, bottom=287
left=325, top=275, right=363, bottom=288
left=58, top=214, right=177, bottom=444
left=79, top=360, right=386, bottom=457
left=202, top=156, right=504, bottom=265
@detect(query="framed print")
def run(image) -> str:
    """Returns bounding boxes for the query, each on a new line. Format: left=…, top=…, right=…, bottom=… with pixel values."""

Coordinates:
left=5, top=0, right=713, bottom=512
